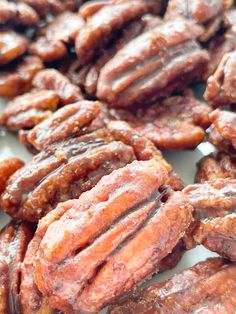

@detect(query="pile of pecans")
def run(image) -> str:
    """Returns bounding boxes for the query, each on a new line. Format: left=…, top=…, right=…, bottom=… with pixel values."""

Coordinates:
left=0, top=0, right=236, bottom=313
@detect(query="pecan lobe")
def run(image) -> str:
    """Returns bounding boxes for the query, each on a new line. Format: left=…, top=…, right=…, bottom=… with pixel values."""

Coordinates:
left=97, top=19, right=208, bottom=108
left=33, top=159, right=192, bottom=313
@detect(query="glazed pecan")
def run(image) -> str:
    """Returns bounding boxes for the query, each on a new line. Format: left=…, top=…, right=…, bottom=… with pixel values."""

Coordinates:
left=33, top=159, right=192, bottom=313
left=195, top=151, right=236, bottom=183
left=0, top=30, right=28, bottom=66
left=0, top=1, right=39, bottom=27
left=165, top=0, right=232, bottom=42
left=97, top=19, right=209, bottom=108
left=75, top=0, right=148, bottom=63
left=0, top=221, right=33, bottom=314
left=32, top=69, right=83, bottom=105
left=208, top=109, right=236, bottom=156
left=205, top=50, right=236, bottom=106
left=203, top=30, right=236, bottom=81
left=0, top=130, right=136, bottom=221
left=110, top=96, right=212, bottom=150
left=0, top=55, right=43, bottom=98
left=109, top=258, right=236, bottom=314
left=0, top=157, right=24, bottom=195
left=25, top=100, right=101, bottom=150
left=183, top=178, right=236, bottom=218
left=30, top=12, right=84, bottom=62
left=0, top=90, right=59, bottom=131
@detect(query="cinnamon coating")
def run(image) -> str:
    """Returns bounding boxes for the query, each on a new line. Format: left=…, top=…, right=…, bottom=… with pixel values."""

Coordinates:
left=25, top=100, right=101, bottom=150
left=110, top=96, right=212, bottom=150
left=0, top=55, right=44, bottom=98
left=109, top=258, right=236, bottom=314
left=0, top=90, right=59, bottom=131
left=0, top=30, right=28, bottom=66
left=33, top=159, right=192, bottom=313
left=0, top=130, right=136, bottom=221
left=0, top=157, right=24, bottom=195
left=205, top=50, right=236, bottom=106
left=97, top=19, right=209, bottom=108
left=32, top=69, right=83, bottom=105
left=208, top=109, right=236, bottom=156
left=0, top=221, right=34, bottom=314
left=75, top=0, right=148, bottom=64
left=195, top=151, right=236, bottom=183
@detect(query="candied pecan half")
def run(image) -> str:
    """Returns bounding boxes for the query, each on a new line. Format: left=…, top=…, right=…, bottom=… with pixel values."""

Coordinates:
left=203, top=30, right=236, bottom=81
left=108, top=258, right=236, bottom=314
left=0, top=1, right=39, bottom=27
left=97, top=19, right=209, bottom=108
left=183, top=178, right=236, bottom=218
left=0, top=90, right=59, bottom=131
left=32, top=69, right=83, bottom=105
left=0, top=157, right=24, bottom=195
left=33, top=159, right=192, bottom=313
left=0, top=221, right=34, bottom=314
left=110, top=96, right=212, bottom=150
left=25, top=100, right=101, bottom=150
left=0, top=55, right=44, bottom=98
left=0, top=30, right=28, bottom=66
left=205, top=50, right=236, bottom=106
left=208, top=109, right=236, bottom=156
left=195, top=151, right=236, bottom=183
left=0, top=130, right=136, bottom=221
left=75, top=0, right=148, bottom=63
left=165, top=0, right=232, bottom=42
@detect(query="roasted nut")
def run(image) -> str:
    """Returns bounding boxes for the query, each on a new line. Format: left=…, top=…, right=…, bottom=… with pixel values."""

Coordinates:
left=97, top=19, right=209, bottom=108
left=75, top=0, right=148, bottom=63
left=183, top=178, right=236, bottom=218
left=0, top=90, right=59, bottom=131
left=195, top=151, right=236, bottom=183
left=33, top=159, right=192, bottom=313
left=110, top=96, right=212, bottom=150
left=32, top=69, right=83, bottom=105
left=0, top=55, right=43, bottom=98
left=0, top=130, right=136, bottom=221
left=0, top=30, right=28, bottom=66
left=0, top=157, right=24, bottom=195
left=203, top=31, right=236, bottom=81
left=25, top=100, right=101, bottom=150
left=0, top=1, right=39, bottom=27
left=108, top=258, right=236, bottom=314
left=165, top=0, right=232, bottom=42
left=208, top=109, right=236, bottom=156
left=0, top=221, right=33, bottom=314
left=205, top=50, right=236, bottom=106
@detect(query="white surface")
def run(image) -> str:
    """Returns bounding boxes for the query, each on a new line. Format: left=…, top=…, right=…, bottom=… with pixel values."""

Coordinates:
left=0, top=99, right=218, bottom=306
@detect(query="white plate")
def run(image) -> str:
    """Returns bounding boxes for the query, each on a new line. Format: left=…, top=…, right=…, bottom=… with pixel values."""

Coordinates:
left=0, top=99, right=218, bottom=311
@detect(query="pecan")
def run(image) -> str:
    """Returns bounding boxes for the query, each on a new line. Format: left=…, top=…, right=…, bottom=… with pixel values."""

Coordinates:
left=25, top=100, right=101, bottom=150
left=75, top=0, right=148, bottom=64
left=0, top=221, right=33, bottom=314
left=109, top=258, right=236, bottom=314
left=97, top=19, right=209, bottom=108
left=165, top=0, right=232, bottom=42
left=205, top=50, right=236, bottom=106
left=208, top=109, right=236, bottom=156
left=0, top=55, right=44, bottom=98
left=0, top=90, right=59, bottom=131
left=0, top=130, right=136, bottom=221
left=33, top=159, right=192, bottom=313
left=195, top=151, right=236, bottom=183
left=110, top=96, right=212, bottom=150
left=32, top=69, right=83, bottom=105
left=0, top=157, right=24, bottom=195
left=0, top=30, right=28, bottom=66
left=0, top=1, right=39, bottom=27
